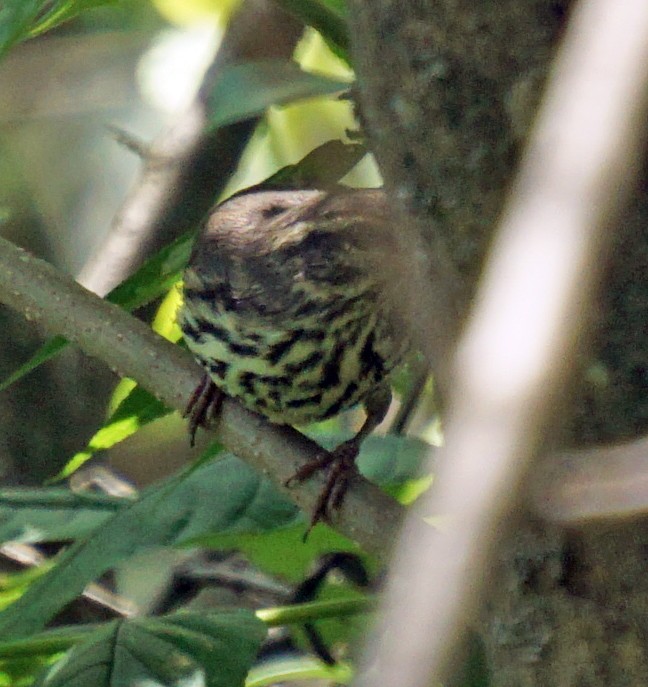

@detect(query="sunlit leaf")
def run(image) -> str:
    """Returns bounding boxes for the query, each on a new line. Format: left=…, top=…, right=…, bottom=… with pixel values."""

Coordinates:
left=275, top=0, right=350, bottom=63
left=107, top=232, right=192, bottom=313
left=55, top=386, right=171, bottom=480
left=196, top=521, right=361, bottom=584
left=58, top=287, right=185, bottom=479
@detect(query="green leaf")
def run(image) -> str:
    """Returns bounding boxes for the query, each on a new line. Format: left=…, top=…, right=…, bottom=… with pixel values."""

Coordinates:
left=254, top=140, right=367, bottom=191
left=357, top=434, right=434, bottom=504
left=55, top=385, right=171, bottom=480
left=310, top=433, right=433, bottom=501
left=106, top=231, right=191, bottom=312
left=208, top=60, right=349, bottom=131
left=26, top=1, right=118, bottom=40
left=247, top=656, right=353, bottom=687
left=197, top=521, right=363, bottom=584
left=0, top=336, right=67, bottom=393
left=355, top=434, right=432, bottom=486
left=0, top=654, right=55, bottom=687
left=0, top=1, right=41, bottom=60
left=36, top=610, right=266, bottom=687
left=0, top=456, right=298, bottom=640
left=0, top=0, right=117, bottom=60
left=275, top=0, right=350, bottom=63
left=0, top=490, right=125, bottom=544
left=52, top=276, right=184, bottom=480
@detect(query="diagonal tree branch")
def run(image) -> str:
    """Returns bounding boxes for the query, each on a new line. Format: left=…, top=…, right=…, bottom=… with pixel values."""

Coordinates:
left=0, top=236, right=403, bottom=559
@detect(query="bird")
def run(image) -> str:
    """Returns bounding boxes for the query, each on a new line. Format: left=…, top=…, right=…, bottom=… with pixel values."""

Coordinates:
left=178, top=187, right=413, bottom=529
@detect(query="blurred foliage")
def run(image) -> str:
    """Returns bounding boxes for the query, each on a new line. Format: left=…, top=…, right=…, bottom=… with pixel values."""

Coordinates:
left=152, top=0, right=241, bottom=26
left=246, top=655, right=353, bottom=687
left=0, top=1, right=110, bottom=58
left=274, top=0, right=349, bottom=62
left=0, top=0, right=159, bottom=59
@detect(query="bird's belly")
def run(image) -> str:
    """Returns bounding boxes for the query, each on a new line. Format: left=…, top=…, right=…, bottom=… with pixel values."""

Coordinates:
left=179, top=303, right=400, bottom=425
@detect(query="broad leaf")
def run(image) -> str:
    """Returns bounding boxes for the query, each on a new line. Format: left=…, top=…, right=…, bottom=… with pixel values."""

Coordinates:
left=0, top=457, right=299, bottom=640
left=56, top=385, right=171, bottom=480
left=314, top=433, right=434, bottom=504
left=356, top=434, right=434, bottom=504
left=36, top=610, right=266, bottom=687
left=196, top=521, right=362, bottom=584
left=193, top=435, right=431, bottom=582
left=208, top=60, right=349, bottom=131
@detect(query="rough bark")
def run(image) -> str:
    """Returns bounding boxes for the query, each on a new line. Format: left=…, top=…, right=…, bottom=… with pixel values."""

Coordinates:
left=349, top=1, right=648, bottom=684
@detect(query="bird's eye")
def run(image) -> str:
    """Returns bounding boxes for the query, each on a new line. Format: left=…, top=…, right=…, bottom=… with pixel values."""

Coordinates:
left=261, top=204, right=286, bottom=219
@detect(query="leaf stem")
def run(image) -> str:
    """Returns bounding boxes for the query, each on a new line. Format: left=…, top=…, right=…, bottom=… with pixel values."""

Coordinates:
left=0, top=597, right=374, bottom=658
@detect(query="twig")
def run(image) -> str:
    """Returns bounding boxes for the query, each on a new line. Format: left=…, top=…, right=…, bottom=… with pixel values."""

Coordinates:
left=355, top=1, right=648, bottom=686
left=0, top=236, right=403, bottom=559
left=531, top=433, right=648, bottom=523
left=104, top=125, right=150, bottom=159
left=77, top=0, right=304, bottom=296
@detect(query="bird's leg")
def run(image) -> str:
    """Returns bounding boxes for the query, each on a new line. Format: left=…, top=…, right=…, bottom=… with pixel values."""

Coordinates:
left=184, top=374, right=224, bottom=447
left=287, top=385, right=392, bottom=533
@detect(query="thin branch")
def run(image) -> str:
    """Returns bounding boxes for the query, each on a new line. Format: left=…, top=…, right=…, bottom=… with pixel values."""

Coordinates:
left=355, top=1, right=648, bottom=686
left=0, top=236, right=403, bottom=559
left=77, top=0, right=304, bottom=296
left=531, top=433, right=648, bottom=523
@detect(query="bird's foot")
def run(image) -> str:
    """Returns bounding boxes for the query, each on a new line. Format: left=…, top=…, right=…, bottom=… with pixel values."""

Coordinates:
left=184, top=374, right=224, bottom=447
left=286, top=438, right=361, bottom=538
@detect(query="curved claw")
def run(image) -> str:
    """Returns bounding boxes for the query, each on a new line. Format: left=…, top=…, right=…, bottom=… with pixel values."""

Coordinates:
left=289, top=438, right=361, bottom=538
left=184, top=374, right=224, bottom=447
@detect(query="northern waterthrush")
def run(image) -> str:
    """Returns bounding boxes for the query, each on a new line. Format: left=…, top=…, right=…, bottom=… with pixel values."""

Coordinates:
left=179, top=188, right=412, bottom=527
